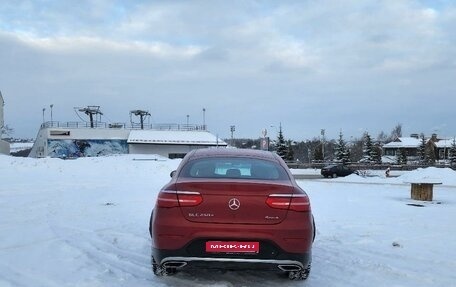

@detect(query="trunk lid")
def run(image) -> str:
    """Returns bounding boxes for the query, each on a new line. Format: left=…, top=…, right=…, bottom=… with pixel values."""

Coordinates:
left=175, top=179, right=293, bottom=225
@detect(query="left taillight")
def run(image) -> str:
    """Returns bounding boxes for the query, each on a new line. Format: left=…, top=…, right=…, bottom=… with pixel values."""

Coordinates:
left=266, top=194, right=310, bottom=212
left=157, top=190, right=203, bottom=208
left=177, top=191, right=203, bottom=207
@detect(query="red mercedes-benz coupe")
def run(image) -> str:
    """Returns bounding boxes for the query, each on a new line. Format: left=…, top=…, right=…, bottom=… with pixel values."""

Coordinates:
left=149, top=148, right=315, bottom=280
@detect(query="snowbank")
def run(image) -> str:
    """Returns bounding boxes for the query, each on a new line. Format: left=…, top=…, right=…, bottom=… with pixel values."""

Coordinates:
left=398, top=167, right=456, bottom=186
left=1, top=155, right=455, bottom=286
left=292, top=166, right=456, bottom=187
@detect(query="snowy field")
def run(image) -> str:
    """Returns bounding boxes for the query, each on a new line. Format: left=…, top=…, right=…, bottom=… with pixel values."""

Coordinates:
left=8, top=142, right=34, bottom=154
left=1, top=154, right=455, bottom=287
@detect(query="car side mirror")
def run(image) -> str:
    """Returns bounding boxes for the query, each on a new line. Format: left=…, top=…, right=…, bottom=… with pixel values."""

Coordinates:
left=170, top=170, right=177, bottom=178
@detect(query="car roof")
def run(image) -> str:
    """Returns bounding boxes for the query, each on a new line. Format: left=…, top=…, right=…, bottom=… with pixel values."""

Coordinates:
left=188, top=148, right=279, bottom=162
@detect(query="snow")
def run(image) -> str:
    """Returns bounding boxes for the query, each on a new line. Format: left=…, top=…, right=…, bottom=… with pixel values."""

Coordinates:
left=1, top=154, right=456, bottom=286
left=128, top=130, right=227, bottom=145
left=8, top=142, right=34, bottom=153
left=382, top=137, right=421, bottom=148
left=434, top=139, right=453, bottom=148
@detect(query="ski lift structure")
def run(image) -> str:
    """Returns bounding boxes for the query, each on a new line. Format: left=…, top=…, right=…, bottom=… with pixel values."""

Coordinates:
left=29, top=104, right=226, bottom=159
left=130, top=110, right=151, bottom=130
left=75, top=106, right=103, bottom=128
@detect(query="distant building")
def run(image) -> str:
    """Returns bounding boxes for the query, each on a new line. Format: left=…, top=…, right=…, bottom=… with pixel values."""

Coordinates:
left=382, top=136, right=421, bottom=158
left=0, top=91, right=11, bottom=155
left=128, top=130, right=225, bottom=158
left=29, top=121, right=227, bottom=158
left=382, top=133, right=452, bottom=163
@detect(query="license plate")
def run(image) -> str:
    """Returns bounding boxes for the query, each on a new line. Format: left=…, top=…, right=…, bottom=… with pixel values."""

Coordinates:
left=206, top=241, right=260, bottom=253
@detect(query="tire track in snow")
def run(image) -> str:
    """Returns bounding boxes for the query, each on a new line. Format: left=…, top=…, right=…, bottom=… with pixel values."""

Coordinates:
left=47, top=222, right=154, bottom=284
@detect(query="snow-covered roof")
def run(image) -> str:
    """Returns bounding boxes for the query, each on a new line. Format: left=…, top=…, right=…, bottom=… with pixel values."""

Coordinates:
left=127, top=130, right=227, bottom=146
left=383, top=136, right=455, bottom=149
left=383, top=137, right=421, bottom=148
left=434, top=138, right=454, bottom=148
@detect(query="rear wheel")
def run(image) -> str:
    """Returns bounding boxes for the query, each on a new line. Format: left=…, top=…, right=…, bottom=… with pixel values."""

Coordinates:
left=288, top=263, right=311, bottom=280
left=332, top=173, right=338, bottom=178
left=312, top=216, right=316, bottom=242
left=149, top=210, right=154, bottom=238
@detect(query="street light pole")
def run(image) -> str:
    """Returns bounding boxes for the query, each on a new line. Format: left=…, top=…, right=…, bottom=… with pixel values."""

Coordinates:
left=230, top=125, right=235, bottom=147
left=202, top=108, right=206, bottom=130
left=50, top=104, right=54, bottom=123
left=321, top=129, right=325, bottom=162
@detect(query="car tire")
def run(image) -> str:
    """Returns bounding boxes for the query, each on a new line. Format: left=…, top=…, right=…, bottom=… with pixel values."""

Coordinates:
left=312, top=216, right=316, bottom=243
left=149, top=210, right=154, bottom=238
left=288, top=263, right=311, bottom=280
left=332, top=173, right=338, bottom=178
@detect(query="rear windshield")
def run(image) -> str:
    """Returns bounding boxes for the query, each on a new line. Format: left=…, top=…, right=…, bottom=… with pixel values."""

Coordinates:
left=179, top=157, right=289, bottom=180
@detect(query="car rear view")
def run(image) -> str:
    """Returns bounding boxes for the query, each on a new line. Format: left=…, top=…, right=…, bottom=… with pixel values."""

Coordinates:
left=149, top=148, right=315, bottom=280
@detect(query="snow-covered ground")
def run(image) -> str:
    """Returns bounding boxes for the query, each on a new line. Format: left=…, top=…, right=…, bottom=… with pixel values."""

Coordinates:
left=1, top=154, right=455, bottom=286
left=8, top=142, right=34, bottom=153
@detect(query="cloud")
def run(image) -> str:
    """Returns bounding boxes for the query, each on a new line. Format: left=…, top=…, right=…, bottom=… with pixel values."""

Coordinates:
left=1, top=1, right=456, bottom=140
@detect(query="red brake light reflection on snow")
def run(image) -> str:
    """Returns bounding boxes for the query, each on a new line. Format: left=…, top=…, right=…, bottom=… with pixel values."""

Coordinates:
left=157, top=191, right=203, bottom=208
left=266, top=194, right=310, bottom=212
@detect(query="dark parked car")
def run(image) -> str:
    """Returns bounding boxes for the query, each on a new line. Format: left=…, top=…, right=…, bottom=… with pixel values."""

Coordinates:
left=149, top=148, right=315, bottom=280
left=321, top=164, right=356, bottom=178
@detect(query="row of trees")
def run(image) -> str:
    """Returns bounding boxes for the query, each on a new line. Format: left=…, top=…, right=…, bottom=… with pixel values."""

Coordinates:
left=330, top=131, right=381, bottom=165
left=230, top=123, right=456, bottom=166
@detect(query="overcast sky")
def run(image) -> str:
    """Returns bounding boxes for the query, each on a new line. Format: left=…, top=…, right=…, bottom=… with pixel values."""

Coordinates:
left=1, top=0, right=456, bottom=141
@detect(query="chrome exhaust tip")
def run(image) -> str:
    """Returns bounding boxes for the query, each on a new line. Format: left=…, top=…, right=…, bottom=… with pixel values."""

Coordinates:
left=163, top=261, right=187, bottom=269
left=278, top=264, right=302, bottom=272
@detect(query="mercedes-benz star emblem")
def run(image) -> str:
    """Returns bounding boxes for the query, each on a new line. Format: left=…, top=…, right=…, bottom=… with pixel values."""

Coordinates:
left=228, top=198, right=240, bottom=210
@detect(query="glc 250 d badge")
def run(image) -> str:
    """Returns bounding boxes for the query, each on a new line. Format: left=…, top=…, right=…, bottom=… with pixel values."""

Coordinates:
left=228, top=198, right=240, bottom=210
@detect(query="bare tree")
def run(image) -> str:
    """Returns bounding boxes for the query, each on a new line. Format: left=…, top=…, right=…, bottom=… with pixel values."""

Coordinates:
left=377, top=131, right=388, bottom=144
left=388, top=123, right=402, bottom=142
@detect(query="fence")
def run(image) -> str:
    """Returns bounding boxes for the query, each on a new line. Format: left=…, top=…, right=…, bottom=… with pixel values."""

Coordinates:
left=40, top=121, right=206, bottom=131
left=286, top=161, right=456, bottom=171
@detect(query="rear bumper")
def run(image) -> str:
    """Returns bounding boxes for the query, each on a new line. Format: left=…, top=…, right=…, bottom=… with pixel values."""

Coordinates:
left=151, top=208, right=314, bottom=254
left=153, top=247, right=311, bottom=272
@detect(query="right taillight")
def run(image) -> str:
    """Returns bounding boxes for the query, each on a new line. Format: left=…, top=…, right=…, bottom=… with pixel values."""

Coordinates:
left=266, top=194, right=310, bottom=212
left=157, top=190, right=203, bottom=208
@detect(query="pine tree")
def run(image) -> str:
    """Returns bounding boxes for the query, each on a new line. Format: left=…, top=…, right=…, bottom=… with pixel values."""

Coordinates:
left=286, top=140, right=294, bottom=161
left=362, top=132, right=373, bottom=163
left=275, top=125, right=288, bottom=160
left=418, top=134, right=426, bottom=164
left=425, top=144, right=436, bottom=165
left=401, top=150, right=408, bottom=164
left=372, top=143, right=382, bottom=163
left=396, top=149, right=407, bottom=165
left=335, top=131, right=350, bottom=164
left=313, top=145, right=323, bottom=161
left=449, top=138, right=456, bottom=167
